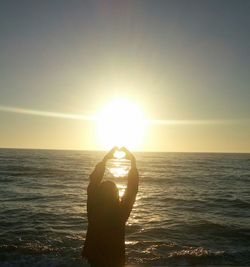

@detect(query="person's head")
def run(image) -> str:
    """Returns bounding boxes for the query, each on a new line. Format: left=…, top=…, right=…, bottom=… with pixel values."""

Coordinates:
left=97, top=180, right=119, bottom=205
left=94, top=181, right=120, bottom=222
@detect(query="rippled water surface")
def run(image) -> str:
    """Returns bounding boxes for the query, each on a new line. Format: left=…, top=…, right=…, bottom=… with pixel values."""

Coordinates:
left=0, top=149, right=250, bottom=266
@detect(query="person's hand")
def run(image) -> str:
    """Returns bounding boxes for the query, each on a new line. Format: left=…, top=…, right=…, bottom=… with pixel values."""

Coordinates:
left=121, top=147, right=136, bottom=166
left=102, top=146, right=118, bottom=163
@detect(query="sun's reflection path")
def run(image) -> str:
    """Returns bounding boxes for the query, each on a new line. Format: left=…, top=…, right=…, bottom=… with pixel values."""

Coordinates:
left=105, top=158, right=130, bottom=197
left=106, top=159, right=130, bottom=178
left=108, top=166, right=128, bottom=178
left=117, top=184, right=126, bottom=198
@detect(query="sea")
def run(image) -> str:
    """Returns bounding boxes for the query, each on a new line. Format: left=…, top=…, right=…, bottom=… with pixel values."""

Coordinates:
left=0, top=148, right=249, bottom=267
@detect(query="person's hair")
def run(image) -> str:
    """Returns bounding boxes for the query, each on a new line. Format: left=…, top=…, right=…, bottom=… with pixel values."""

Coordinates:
left=97, top=180, right=119, bottom=203
left=94, top=181, right=120, bottom=223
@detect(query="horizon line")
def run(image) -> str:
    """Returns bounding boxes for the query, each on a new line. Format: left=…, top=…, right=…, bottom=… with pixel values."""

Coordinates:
left=0, top=146, right=249, bottom=154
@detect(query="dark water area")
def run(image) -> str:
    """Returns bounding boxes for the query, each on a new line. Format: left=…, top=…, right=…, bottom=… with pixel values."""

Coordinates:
left=0, top=149, right=249, bottom=266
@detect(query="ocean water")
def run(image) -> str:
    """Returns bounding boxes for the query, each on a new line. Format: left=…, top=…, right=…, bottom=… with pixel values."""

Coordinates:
left=0, top=149, right=249, bottom=267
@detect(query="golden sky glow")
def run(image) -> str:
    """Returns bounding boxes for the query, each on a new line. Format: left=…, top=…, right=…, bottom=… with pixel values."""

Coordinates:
left=0, top=1, right=250, bottom=152
left=1, top=101, right=249, bottom=152
left=96, top=98, right=145, bottom=150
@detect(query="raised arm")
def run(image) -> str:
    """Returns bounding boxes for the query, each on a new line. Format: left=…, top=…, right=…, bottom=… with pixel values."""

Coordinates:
left=87, top=161, right=105, bottom=194
left=121, top=148, right=139, bottom=221
left=87, top=147, right=117, bottom=217
left=87, top=147, right=117, bottom=194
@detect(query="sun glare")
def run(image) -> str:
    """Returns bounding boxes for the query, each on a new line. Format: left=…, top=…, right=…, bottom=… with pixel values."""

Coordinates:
left=96, top=99, right=145, bottom=150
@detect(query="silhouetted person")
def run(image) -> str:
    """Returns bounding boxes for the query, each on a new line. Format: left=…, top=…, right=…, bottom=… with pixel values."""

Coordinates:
left=82, top=147, right=139, bottom=267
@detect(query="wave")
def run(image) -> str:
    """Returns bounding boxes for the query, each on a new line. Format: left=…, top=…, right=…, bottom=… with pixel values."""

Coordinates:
left=1, top=150, right=250, bottom=266
left=0, top=244, right=60, bottom=254
left=126, top=241, right=250, bottom=266
left=2, top=241, right=250, bottom=266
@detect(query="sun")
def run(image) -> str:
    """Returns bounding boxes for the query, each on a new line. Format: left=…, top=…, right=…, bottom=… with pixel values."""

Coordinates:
left=96, top=98, right=145, bottom=150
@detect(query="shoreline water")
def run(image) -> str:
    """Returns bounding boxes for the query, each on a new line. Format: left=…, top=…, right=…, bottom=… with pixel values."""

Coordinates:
left=0, top=149, right=249, bottom=266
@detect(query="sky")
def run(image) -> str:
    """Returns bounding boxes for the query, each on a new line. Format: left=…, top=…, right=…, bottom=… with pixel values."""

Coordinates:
left=0, top=0, right=250, bottom=152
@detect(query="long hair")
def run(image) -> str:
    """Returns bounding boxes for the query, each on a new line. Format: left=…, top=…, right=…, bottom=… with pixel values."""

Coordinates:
left=94, top=181, right=120, bottom=225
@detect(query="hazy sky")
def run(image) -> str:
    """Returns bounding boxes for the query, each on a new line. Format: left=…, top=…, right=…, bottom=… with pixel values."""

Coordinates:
left=0, top=0, right=250, bottom=152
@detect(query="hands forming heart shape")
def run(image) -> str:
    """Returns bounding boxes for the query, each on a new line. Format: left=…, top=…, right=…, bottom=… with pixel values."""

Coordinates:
left=102, top=146, right=135, bottom=163
left=113, top=149, right=126, bottom=159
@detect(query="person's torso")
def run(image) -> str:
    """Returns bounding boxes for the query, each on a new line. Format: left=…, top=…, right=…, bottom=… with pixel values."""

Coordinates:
left=83, top=206, right=126, bottom=265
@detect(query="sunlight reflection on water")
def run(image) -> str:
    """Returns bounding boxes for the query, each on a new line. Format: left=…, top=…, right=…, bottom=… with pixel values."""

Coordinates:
left=1, top=150, right=250, bottom=266
left=108, top=167, right=128, bottom=177
left=117, top=184, right=126, bottom=197
left=105, top=159, right=130, bottom=197
left=106, top=159, right=130, bottom=178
